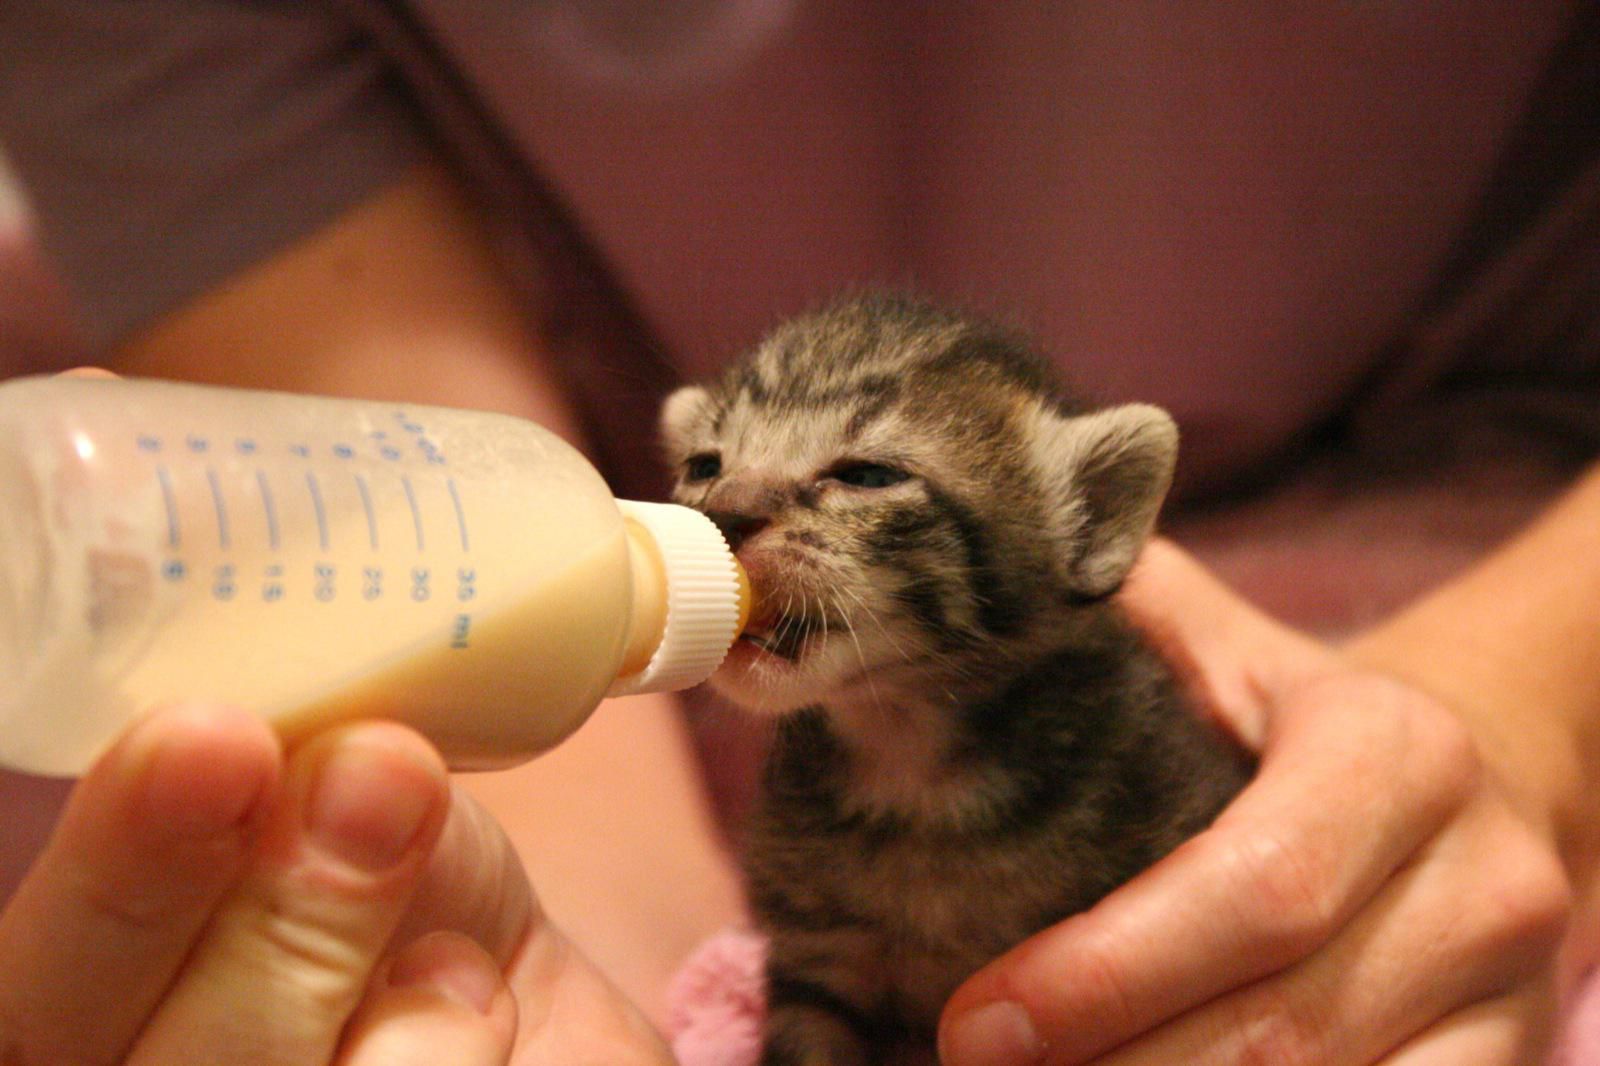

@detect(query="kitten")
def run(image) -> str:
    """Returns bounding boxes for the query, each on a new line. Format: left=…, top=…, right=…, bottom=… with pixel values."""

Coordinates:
left=662, top=294, right=1252, bottom=1065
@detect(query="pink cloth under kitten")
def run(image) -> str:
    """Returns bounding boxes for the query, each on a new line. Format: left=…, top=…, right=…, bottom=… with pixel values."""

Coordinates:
left=665, top=928, right=768, bottom=1066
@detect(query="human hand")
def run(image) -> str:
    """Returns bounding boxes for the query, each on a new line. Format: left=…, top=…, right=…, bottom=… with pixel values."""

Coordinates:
left=0, top=703, right=673, bottom=1065
left=938, top=539, right=1575, bottom=1064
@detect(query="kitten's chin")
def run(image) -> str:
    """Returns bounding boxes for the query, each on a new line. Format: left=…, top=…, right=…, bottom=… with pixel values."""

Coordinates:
left=705, top=636, right=838, bottom=715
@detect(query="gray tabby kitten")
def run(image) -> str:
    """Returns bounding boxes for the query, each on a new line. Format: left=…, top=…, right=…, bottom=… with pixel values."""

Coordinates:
left=662, top=294, right=1252, bottom=1065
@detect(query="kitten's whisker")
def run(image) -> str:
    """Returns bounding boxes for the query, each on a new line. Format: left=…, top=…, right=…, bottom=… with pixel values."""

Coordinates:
left=830, top=586, right=887, bottom=715
left=831, top=584, right=913, bottom=666
left=833, top=582, right=983, bottom=688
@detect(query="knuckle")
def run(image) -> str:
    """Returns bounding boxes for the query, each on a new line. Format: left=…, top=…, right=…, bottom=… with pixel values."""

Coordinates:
left=1404, top=693, right=1483, bottom=806
left=72, top=864, right=182, bottom=936
left=1232, top=1021, right=1314, bottom=1066
left=1222, top=985, right=1326, bottom=1066
left=1477, top=828, right=1574, bottom=960
left=1324, top=671, right=1484, bottom=807
left=221, top=884, right=381, bottom=1014
left=1346, top=672, right=1483, bottom=806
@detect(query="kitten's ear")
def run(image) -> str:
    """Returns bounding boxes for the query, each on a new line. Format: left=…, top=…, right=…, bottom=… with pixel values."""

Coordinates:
left=660, top=385, right=712, bottom=455
left=1030, top=403, right=1178, bottom=598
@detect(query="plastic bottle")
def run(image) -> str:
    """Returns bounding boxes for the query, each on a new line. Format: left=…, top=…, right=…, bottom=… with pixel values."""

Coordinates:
left=0, top=375, right=749, bottom=777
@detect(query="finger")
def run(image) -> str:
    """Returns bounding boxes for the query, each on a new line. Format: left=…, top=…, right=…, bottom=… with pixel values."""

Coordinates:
left=336, top=932, right=516, bottom=1066
left=506, top=915, right=676, bottom=1065
left=126, top=721, right=449, bottom=1066
left=0, top=704, right=279, bottom=1065
left=941, top=673, right=1479, bottom=1065
left=1381, top=989, right=1558, bottom=1065
left=1089, top=798, right=1568, bottom=1065
left=1120, top=538, right=1332, bottom=748
left=389, top=782, right=535, bottom=968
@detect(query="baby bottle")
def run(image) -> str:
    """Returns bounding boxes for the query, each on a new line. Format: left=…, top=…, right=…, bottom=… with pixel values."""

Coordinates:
left=0, top=375, right=748, bottom=776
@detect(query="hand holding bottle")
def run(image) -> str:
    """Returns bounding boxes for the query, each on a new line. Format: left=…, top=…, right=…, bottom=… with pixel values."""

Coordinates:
left=0, top=702, right=675, bottom=1064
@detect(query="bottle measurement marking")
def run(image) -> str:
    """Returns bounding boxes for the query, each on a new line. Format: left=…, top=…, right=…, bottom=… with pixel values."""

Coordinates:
left=447, top=478, right=470, bottom=552
left=256, top=470, right=281, bottom=550
left=146, top=430, right=468, bottom=600
left=205, top=468, right=231, bottom=550
left=402, top=476, right=425, bottom=551
left=305, top=472, right=330, bottom=552
left=156, top=466, right=181, bottom=548
left=355, top=474, right=379, bottom=551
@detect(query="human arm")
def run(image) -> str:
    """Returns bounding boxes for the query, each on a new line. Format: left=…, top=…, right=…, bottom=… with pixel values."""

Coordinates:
left=939, top=464, right=1600, bottom=1064
left=1347, top=463, right=1600, bottom=944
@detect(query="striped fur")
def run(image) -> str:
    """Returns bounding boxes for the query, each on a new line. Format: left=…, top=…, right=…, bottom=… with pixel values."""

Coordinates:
left=662, top=294, right=1252, bottom=1064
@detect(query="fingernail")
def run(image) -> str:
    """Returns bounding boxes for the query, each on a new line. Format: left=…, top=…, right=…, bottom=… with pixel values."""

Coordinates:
left=388, top=932, right=500, bottom=1015
left=304, top=737, right=440, bottom=872
left=940, top=1000, right=1044, bottom=1066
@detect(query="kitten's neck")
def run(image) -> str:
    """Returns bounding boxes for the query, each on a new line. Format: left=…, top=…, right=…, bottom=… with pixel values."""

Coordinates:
left=789, top=609, right=1139, bottom=829
left=802, top=683, right=1026, bottom=830
left=826, top=694, right=960, bottom=812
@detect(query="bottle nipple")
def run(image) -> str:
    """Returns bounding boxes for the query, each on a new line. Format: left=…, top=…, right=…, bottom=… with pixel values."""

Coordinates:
left=735, top=557, right=754, bottom=635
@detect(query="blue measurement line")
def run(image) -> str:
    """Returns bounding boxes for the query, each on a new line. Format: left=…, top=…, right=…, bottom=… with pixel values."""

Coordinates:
left=256, top=471, right=280, bottom=550
left=402, top=476, right=425, bottom=551
left=447, top=477, right=469, bottom=552
left=305, top=472, right=329, bottom=552
left=205, top=469, right=230, bottom=550
left=355, top=474, right=378, bottom=550
left=156, top=466, right=180, bottom=548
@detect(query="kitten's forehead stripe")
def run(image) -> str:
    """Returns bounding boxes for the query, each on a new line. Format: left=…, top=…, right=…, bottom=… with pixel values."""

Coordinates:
left=710, top=401, right=728, bottom=437
left=843, top=379, right=903, bottom=442
left=737, top=364, right=771, bottom=406
left=921, top=328, right=1069, bottom=408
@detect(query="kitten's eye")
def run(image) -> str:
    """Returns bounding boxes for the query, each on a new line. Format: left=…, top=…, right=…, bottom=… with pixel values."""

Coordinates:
left=827, top=461, right=911, bottom=489
left=683, top=453, right=722, bottom=483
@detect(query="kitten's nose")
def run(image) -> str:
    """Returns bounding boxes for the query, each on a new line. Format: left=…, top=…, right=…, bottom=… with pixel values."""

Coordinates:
left=707, top=511, right=770, bottom=551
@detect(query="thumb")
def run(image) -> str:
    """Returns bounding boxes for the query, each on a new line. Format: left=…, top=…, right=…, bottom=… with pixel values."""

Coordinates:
left=337, top=932, right=518, bottom=1066
left=389, top=781, right=535, bottom=970
left=1119, top=538, right=1333, bottom=748
left=504, top=911, right=676, bottom=1065
left=127, top=722, right=450, bottom=1065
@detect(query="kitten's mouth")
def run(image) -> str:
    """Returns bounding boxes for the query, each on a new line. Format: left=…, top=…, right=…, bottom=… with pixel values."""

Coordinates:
left=740, top=613, right=821, bottom=662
